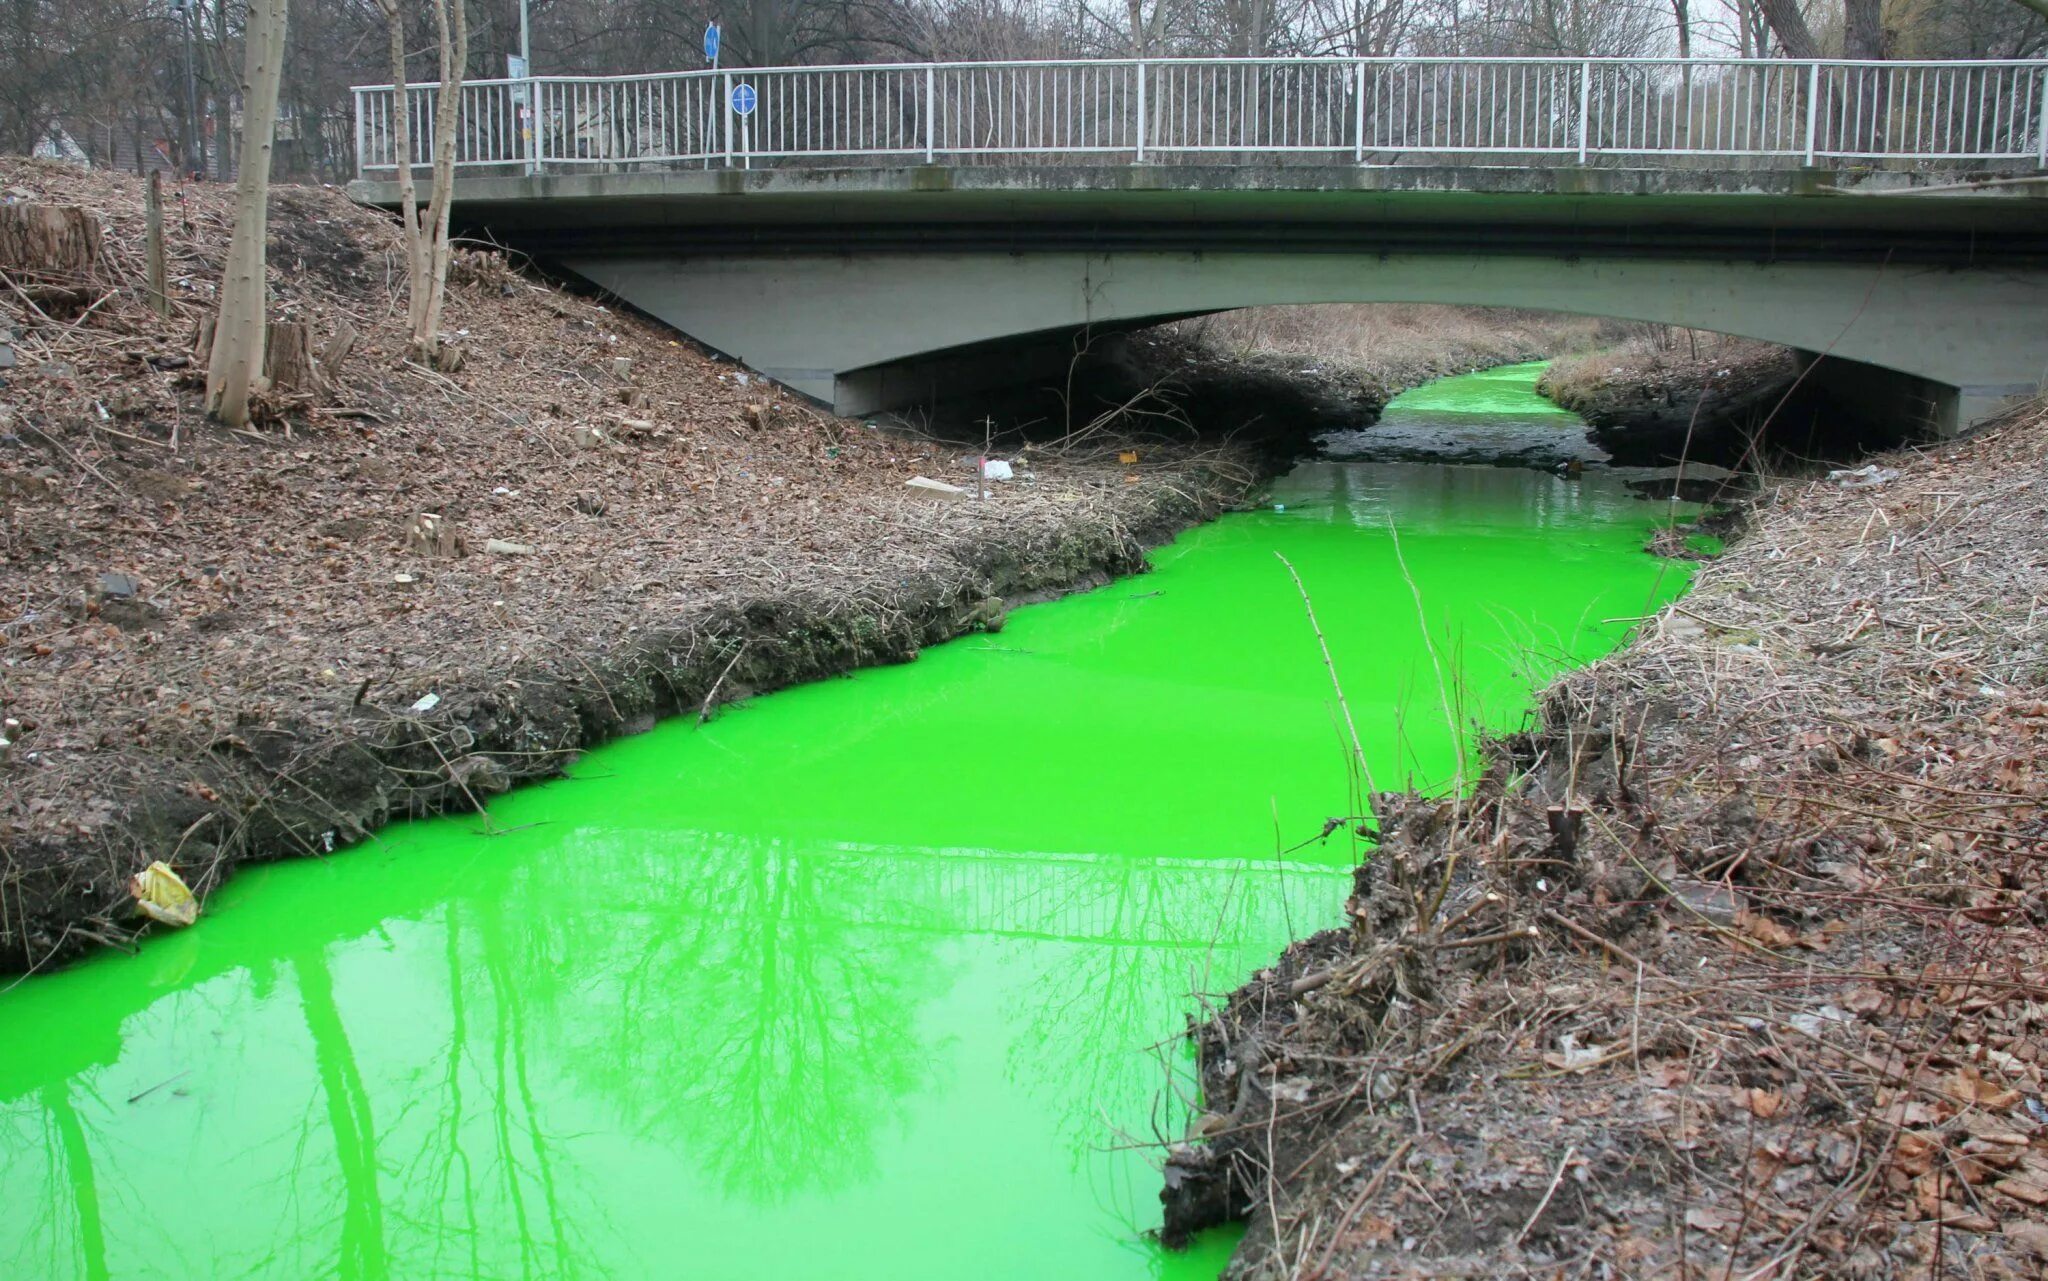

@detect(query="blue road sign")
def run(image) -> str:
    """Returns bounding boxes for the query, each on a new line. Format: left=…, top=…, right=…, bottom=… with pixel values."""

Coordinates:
left=730, top=82, right=757, bottom=116
left=702, top=22, right=720, bottom=63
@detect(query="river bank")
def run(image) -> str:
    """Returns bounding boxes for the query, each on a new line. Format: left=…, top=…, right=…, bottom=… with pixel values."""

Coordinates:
left=0, top=158, right=1266, bottom=975
left=1162, top=403, right=2048, bottom=1274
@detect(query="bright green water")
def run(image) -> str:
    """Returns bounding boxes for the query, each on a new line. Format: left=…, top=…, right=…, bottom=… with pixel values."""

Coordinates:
left=0, top=366, right=1693, bottom=1281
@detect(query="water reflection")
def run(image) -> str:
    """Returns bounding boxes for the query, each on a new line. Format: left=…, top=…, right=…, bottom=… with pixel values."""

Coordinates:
left=0, top=822, right=1340, bottom=1279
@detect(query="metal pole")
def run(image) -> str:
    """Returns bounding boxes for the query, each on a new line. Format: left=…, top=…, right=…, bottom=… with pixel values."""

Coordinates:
left=1134, top=60, right=1146, bottom=162
left=1577, top=58, right=1592, bottom=163
left=2037, top=66, right=2047, bottom=167
left=925, top=65, right=936, bottom=163
left=1804, top=61, right=1821, bottom=165
left=723, top=71, right=734, bottom=167
left=1353, top=60, right=1366, bottom=163
left=180, top=1, right=203, bottom=176
left=520, top=0, right=537, bottom=175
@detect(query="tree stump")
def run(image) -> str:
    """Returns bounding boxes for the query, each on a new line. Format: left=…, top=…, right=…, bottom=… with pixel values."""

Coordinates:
left=0, top=205, right=103, bottom=276
left=262, top=321, right=322, bottom=395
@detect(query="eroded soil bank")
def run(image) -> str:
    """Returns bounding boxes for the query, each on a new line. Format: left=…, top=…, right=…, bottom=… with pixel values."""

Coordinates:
left=0, top=158, right=1265, bottom=974
left=1162, top=406, right=2048, bottom=1274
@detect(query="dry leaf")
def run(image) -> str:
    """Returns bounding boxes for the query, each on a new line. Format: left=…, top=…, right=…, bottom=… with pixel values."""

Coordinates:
left=1995, top=1174, right=2048, bottom=1207
left=1735, top=910, right=1798, bottom=949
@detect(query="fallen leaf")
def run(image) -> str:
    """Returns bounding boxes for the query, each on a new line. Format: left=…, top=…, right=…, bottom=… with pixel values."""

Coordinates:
left=1736, top=910, right=1798, bottom=949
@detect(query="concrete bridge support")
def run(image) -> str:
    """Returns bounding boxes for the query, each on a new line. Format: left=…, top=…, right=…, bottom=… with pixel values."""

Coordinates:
left=566, top=249, right=2048, bottom=433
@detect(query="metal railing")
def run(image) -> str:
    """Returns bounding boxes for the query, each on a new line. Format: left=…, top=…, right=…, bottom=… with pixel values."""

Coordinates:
left=352, top=56, right=2048, bottom=178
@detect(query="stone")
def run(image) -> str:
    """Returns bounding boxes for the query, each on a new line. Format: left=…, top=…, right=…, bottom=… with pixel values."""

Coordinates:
left=97, top=571, right=140, bottom=599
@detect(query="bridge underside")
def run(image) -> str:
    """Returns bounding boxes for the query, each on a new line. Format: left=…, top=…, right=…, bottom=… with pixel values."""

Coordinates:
left=353, top=164, right=2048, bottom=433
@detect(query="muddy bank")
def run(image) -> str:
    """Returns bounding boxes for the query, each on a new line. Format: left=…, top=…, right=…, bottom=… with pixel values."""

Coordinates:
left=1538, top=338, right=1922, bottom=468
left=0, top=157, right=1272, bottom=975
left=1161, top=407, right=2048, bottom=1274
left=2, top=466, right=1257, bottom=975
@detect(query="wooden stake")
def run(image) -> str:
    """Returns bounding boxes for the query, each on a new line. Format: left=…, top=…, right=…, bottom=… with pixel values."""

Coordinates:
left=145, top=172, right=169, bottom=320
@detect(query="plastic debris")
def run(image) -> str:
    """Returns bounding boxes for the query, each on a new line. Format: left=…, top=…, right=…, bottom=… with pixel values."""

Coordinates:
left=1118, top=450, right=1140, bottom=465
left=484, top=538, right=533, bottom=556
left=982, top=459, right=1015, bottom=482
left=130, top=861, right=198, bottom=928
left=1828, top=464, right=1899, bottom=489
left=410, top=692, right=441, bottom=713
left=905, top=476, right=970, bottom=501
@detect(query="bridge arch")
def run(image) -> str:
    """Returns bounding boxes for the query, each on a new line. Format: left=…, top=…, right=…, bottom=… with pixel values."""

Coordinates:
left=571, top=246, right=2048, bottom=432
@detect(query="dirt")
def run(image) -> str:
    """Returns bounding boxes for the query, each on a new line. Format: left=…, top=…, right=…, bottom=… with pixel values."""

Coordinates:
left=1536, top=340, right=1899, bottom=468
left=1161, top=408, right=2048, bottom=1276
left=0, top=158, right=1268, bottom=975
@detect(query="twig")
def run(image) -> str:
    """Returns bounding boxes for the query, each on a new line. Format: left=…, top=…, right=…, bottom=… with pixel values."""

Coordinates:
left=1512, top=1144, right=1577, bottom=1248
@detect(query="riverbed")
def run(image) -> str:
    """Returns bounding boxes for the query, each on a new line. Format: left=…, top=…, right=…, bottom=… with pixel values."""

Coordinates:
left=0, top=365, right=1696, bottom=1279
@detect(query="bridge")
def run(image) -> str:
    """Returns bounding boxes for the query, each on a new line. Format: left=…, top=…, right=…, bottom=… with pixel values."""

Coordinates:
left=348, top=56, right=2048, bottom=432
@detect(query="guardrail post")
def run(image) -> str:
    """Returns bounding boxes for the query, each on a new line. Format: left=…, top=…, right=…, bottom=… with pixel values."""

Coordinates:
left=1354, top=60, right=1366, bottom=163
left=1804, top=61, right=1820, bottom=165
left=353, top=89, right=366, bottom=179
left=2038, top=66, right=2047, bottom=166
left=722, top=70, right=734, bottom=167
left=1135, top=61, right=1147, bottom=162
left=925, top=65, right=936, bottom=163
left=524, top=75, right=539, bottom=175
left=1577, top=59, right=1591, bottom=163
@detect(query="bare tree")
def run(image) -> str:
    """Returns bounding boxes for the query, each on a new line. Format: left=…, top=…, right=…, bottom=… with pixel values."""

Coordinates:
left=379, top=0, right=468, bottom=363
left=205, top=0, right=290, bottom=428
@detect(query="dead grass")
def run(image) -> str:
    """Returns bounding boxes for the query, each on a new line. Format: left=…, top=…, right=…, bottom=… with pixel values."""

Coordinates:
left=1540, top=329, right=1791, bottom=411
left=1171, top=304, right=1612, bottom=384
left=1166, top=403, right=2048, bottom=1276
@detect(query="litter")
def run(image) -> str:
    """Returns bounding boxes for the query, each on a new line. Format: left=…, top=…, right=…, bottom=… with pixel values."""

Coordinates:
left=410, top=692, right=441, bottom=713
left=982, top=459, right=1015, bottom=482
left=905, top=476, right=970, bottom=501
left=130, top=861, right=198, bottom=927
left=1828, top=464, right=1899, bottom=489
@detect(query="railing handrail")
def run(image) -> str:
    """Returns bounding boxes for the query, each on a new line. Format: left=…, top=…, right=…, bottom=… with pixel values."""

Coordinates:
left=349, top=53, right=2048, bottom=96
left=350, top=54, right=2048, bottom=178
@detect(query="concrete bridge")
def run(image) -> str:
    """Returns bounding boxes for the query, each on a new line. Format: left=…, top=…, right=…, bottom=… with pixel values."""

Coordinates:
left=349, top=56, right=2048, bottom=432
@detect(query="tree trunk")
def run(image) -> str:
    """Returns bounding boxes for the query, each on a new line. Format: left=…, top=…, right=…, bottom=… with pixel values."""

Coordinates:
left=205, top=0, right=289, bottom=429
left=414, top=0, right=469, bottom=360
left=1756, top=0, right=1818, bottom=58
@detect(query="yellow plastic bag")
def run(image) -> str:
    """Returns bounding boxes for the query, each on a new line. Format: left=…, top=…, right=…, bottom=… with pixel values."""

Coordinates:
left=130, top=861, right=198, bottom=927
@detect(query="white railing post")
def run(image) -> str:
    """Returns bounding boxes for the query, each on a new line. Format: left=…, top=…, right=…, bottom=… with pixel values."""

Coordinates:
left=925, top=65, right=937, bottom=163
left=353, top=89, right=367, bottom=178
left=729, top=70, right=745, bottom=167
left=1804, top=60, right=1821, bottom=165
left=1353, top=60, right=1366, bottom=163
left=1577, top=59, right=1592, bottom=163
left=2038, top=66, right=2047, bottom=166
left=1135, top=61, right=1147, bottom=162
left=524, top=73, right=540, bottom=175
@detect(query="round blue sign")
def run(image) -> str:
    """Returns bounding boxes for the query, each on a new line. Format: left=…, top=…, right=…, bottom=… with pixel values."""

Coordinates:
left=729, top=83, right=757, bottom=116
left=702, top=22, right=719, bottom=62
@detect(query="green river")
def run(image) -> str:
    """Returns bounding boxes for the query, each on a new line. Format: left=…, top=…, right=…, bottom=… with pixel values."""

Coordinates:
left=0, top=363, right=1694, bottom=1279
